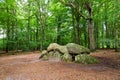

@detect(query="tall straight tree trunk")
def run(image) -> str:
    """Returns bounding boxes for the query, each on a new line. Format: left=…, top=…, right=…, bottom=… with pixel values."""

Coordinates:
left=75, top=11, right=80, bottom=44
left=27, top=0, right=31, bottom=50
left=6, top=6, right=10, bottom=53
left=40, top=25, right=44, bottom=51
left=85, top=2, right=95, bottom=51
left=115, top=28, right=119, bottom=52
left=88, top=18, right=95, bottom=51
left=102, top=23, right=104, bottom=48
left=3, top=30, right=5, bottom=51
left=35, top=0, right=46, bottom=51
left=94, top=22, right=99, bottom=49
left=85, top=1, right=95, bottom=51
left=57, top=16, right=61, bottom=44
left=104, top=2, right=110, bottom=48
left=13, top=7, right=18, bottom=51
left=35, top=15, right=39, bottom=50
left=83, top=23, right=87, bottom=47
left=115, top=0, right=119, bottom=52
left=71, top=7, right=76, bottom=43
left=76, top=18, right=80, bottom=45
left=40, top=13, right=45, bottom=51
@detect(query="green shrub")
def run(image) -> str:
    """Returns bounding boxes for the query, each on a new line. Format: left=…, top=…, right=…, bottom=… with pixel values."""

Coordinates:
left=29, top=41, right=37, bottom=50
left=75, top=54, right=99, bottom=64
left=20, top=45, right=29, bottom=51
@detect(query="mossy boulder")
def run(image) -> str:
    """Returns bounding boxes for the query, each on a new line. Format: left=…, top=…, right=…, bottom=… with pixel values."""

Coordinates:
left=66, top=43, right=90, bottom=55
left=39, top=43, right=99, bottom=64
left=40, top=51, right=62, bottom=61
left=75, top=54, right=99, bottom=64
left=47, top=43, right=69, bottom=54
left=39, top=50, right=48, bottom=59
left=62, top=53, right=72, bottom=62
left=47, top=43, right=60, bottom=52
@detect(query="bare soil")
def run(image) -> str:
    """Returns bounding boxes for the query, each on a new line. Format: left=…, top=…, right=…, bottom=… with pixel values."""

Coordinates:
left=0, top=50, right=120, bottom=80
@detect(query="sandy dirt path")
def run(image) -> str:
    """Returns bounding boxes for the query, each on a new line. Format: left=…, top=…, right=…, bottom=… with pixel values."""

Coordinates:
left=0, top=50, right=120, bottom=80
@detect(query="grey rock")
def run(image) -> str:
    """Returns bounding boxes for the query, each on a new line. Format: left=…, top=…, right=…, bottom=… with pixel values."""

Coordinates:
left=47, top=43, right=69, bottom=54
left=66, top=43, right=90, bottom=55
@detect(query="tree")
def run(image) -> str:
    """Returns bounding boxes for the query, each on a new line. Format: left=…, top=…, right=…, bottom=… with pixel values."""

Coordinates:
left=115, top=0, right=120, bottom=52
left=59, top=0, right=95, bottom=51
left=0, top=0, right=120, bottom=52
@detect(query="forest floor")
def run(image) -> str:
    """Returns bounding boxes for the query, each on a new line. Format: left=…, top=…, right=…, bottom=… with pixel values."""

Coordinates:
left=0, top=50, right=120, bottom=80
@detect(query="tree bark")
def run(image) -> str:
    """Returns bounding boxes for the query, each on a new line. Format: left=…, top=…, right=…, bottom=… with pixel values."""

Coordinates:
left=35, top=14, right=39, bottom=50
left=57, top=16, right=61, bottom=44
left=115, top=0, right=119, bottom=52
left=86, top=2, right=95, bottom=51
left=27, top=0, right=31, bottom=50
left=6, top=6, right=10, bottom=53
left=115, top=28, right=119, bottom=52
left=76, top=16, right=80, bottom=45
left=71, top=7, right=76, bottom=43
left=88, top=18, right=95, bottom=51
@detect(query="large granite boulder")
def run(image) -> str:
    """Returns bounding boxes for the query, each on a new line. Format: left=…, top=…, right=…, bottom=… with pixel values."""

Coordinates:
left=39, top=43, right=90, bottom=62
left=47, top=43, right=60, bottom=52
left=66, top=43, right=90, bottom=54
left=66, top=43, right=90, bottom=61
left=47, top=43, right=68, bottom=54
left=39, top=50, right=48, bottom=59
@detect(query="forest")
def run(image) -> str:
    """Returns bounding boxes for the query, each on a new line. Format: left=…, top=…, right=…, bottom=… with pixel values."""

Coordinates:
left=0, top=0, right=120, bottom=80
left=0, top=0, right=120, bottom=52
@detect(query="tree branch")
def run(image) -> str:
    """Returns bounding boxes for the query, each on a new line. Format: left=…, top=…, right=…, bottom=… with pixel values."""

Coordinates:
left=59, top=0, right=87, bottom=19
left=59, top=0, right=71, bottom=7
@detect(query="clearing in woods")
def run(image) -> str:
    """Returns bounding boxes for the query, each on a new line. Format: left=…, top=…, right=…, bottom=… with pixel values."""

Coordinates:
left=0, top=50, right=120, bottom=80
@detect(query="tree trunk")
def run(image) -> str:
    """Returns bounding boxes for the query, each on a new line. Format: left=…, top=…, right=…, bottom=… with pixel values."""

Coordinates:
left=88, top=18, right=95, bottom=51
left=115, top=0, right=119, bottom=52
left=71, top=7, right=76, bottom=43
left=104, top=2, right=110, bottom=48
left=85, top=2, right=95, bottom=51
left=76, top=18, right=80, bottom=45
left=40, top=25, right=44, bottom=51
left=102, top=23, right=104, bottom=48
left=75, top=10, right=80, bottom=45
left=13, top=8, right=18, bottom=51
left=115, top=29, right=119, bottom=52
left=35, top=15, right=39, bottom=50
left=6, top=6, right=10, bottom=53
left=27, top=0, right=31, bottom=50
left=57, top=16, right=61, bottom=44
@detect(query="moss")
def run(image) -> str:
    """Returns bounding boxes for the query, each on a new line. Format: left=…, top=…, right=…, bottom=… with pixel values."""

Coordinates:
left=75, top=54, right=99, bottom=64
left=42, top=51, right=62, bottom=60
left=42, top=53, right=51, bottom=60
left=51, top=51, right=62, bottom=58
left=62, top=53, right=72, bottom=62
left=66, top=43, right=90, bottom=54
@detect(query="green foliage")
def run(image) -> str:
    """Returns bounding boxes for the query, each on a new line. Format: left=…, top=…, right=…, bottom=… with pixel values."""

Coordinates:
left=75, top=54, right=99, bottom=64
left=29, top=41, right=37, bottom=50
left=0, top=0, right=120, bottom=52
left=0, top=39, right=4, bottom=50
left=20, top=45, right=29, bottom=51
